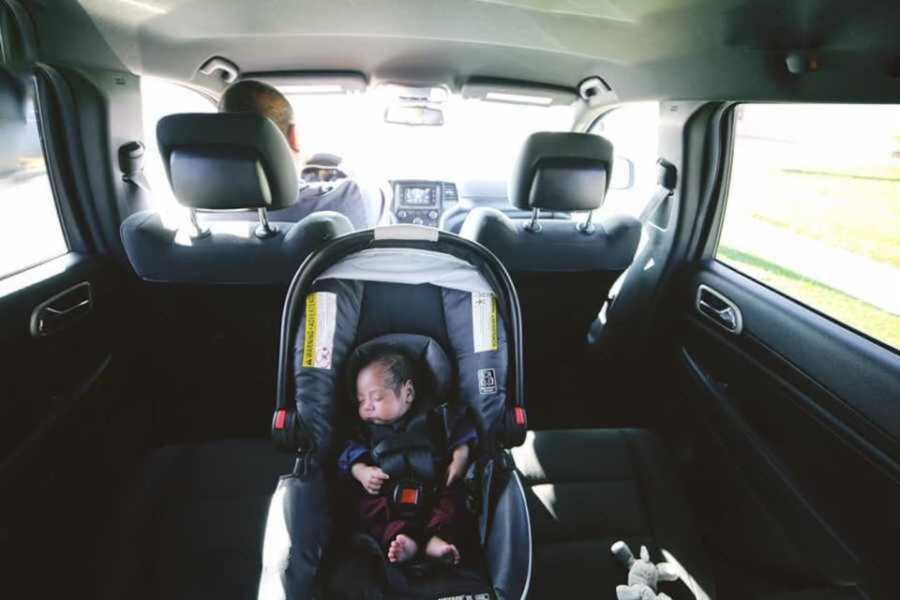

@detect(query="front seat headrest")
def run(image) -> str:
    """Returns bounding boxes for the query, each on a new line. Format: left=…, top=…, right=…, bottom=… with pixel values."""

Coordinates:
left=509, top=131, right=614, bottom=212
left=157, top=113, right=299, bottom=211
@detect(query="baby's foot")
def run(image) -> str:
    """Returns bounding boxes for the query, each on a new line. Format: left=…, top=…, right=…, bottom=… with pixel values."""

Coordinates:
left=425, top=536, right=460, bottom=565
left=387, top=534, right=418, bottom=563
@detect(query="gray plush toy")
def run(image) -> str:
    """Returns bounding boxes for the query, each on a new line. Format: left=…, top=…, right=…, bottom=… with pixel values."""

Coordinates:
left=611, top=541, right=680, bottom=600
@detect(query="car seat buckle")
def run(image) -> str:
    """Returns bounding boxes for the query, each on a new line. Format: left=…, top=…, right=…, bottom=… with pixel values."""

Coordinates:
left=391, top=480, right=426, bottom=513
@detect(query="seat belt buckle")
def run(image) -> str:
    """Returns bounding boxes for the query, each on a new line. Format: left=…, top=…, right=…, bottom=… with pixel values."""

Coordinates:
left=391, top=480, right=426, bottom=515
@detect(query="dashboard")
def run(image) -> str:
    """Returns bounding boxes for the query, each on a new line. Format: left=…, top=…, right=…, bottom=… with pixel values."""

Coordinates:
left=391, top=180, right=458, bottom=227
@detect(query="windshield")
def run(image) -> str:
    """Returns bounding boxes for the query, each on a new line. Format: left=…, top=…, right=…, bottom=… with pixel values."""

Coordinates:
left=286, top=91, right=575, bottom=182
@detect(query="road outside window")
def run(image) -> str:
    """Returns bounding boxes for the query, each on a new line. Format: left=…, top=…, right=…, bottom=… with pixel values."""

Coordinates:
left=717, top=103, right=900, bottom=350
left=0, top=88, right=67, bottom=279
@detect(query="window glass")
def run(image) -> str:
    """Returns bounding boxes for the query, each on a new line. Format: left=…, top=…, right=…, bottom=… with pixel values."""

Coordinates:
left=140, top=76, right=215, bottom=224
left=589, top=102, right=660, bottom=218
left=718, top=103, right=900, bottom=350
left=0, top=79, right=67, bottom=279
left=286, top=92, right=574, bottom=182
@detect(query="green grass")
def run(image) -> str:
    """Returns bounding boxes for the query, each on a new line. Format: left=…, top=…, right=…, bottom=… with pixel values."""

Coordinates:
left=725, top=158, right=900, bottom=268
left=718, top=247, right=900, bottom=351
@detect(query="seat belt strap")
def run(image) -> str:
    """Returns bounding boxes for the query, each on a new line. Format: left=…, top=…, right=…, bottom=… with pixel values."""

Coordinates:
left=638, top=159, right=677, bottom=225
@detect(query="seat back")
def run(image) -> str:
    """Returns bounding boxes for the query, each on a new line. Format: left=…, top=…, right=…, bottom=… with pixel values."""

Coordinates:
left=461, top=132, right=641, bottom=425
left=118, top=113, right=352, bottom=442
left=121, top=112, right=353, bottom=285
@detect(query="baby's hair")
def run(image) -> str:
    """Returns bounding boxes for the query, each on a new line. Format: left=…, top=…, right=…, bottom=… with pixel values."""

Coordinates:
left=365, top=350, right=416, bottom=394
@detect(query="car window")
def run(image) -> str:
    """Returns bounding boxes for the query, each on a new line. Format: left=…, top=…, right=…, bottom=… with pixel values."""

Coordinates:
left=0, top=77, right=68, bottom=279
left=717, top=103, right=900, bottom=350
left=140, top=76, right=215, bottom=223
left=286, top=91, right=574, bottom=182
left=589, top=102, right=660, bottom=218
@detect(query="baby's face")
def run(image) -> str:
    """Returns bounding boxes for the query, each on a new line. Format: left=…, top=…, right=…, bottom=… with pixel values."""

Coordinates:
left=356, top=363, right=414, bottom=424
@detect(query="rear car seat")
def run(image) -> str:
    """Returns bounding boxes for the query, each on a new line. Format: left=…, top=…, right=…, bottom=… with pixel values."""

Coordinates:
left=97, top=440, right=294, bottom=600
left=511, top=429, right=714, bottom=599
left=460, top=132, right=641, bottom=427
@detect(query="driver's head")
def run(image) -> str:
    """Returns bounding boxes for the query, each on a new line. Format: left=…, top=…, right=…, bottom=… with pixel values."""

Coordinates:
left=218, top=79, right=300, bottom=154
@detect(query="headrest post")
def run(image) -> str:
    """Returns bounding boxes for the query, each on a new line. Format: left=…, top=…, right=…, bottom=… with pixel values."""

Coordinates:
left=523, top=208, right=542, bottom=233
left=576, top=210, right=596, bottom=234
left=255, top=208, right=278, bottom=239
left=188, top=208, right=210, bottom=239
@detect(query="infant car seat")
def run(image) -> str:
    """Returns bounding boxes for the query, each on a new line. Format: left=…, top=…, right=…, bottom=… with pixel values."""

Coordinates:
left=258, top=225, right=532, bottom=600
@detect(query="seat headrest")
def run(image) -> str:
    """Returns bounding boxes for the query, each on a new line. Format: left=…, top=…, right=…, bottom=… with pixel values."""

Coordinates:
left=344, top=334, right=453, bottom=412
left=157, top=113, right=299, bottom=211
left=509, top=132, right=614, bottom=212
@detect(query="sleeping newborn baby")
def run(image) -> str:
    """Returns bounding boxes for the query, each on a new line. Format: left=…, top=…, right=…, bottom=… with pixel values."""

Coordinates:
left=338, top=348, right=477, bottom=564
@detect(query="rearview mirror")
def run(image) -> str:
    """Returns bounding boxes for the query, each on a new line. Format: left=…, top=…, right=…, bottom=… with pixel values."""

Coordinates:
left=384, top=104, right=444, bottom=126
left=609, top=156, right=635, bottom=190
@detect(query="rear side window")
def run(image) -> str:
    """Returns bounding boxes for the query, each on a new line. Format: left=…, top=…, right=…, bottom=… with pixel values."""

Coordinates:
left=717, top=103, right=900, bottom=350
left=0, top=77, right=67, bottom=279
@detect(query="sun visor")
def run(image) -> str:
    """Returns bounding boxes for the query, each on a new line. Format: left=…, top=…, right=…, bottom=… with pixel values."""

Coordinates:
left=245, top=71, right=368, bottom=95
left=462, top=78, right=576, bottom=106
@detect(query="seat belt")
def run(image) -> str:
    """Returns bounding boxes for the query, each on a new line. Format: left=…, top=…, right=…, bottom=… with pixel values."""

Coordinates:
left=638, top=158, right=677, bottom=226
left=118, top=141, right=153, bottom=197
left=595, top=159, right=678, bottom=331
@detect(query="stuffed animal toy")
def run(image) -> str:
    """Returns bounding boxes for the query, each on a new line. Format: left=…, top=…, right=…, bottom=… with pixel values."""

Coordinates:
left=611, top=541, right=679, bottom=600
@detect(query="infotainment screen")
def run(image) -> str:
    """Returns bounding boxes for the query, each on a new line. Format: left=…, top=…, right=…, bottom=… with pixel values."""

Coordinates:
left=402, top=186, right=436, bottom=207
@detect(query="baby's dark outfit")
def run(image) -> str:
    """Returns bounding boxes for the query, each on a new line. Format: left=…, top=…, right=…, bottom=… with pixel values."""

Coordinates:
left=339, top=405, right=477, bottom=553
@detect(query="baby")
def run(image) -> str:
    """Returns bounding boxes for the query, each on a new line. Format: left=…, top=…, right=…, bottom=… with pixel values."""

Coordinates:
left=338, top=349, right=477, bottom=565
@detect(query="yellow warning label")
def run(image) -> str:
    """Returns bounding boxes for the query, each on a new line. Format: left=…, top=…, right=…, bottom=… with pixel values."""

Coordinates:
left=490, top=296, right=498, bottom=351
left=302, top=293, right=317, bottom=368
left=302, top=291, right=337, bottom=369
left=472, top=291, right=499, bottom=353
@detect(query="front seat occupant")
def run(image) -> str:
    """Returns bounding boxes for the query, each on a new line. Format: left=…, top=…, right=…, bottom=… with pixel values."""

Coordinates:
left=215, top=79, right=378, bottom=229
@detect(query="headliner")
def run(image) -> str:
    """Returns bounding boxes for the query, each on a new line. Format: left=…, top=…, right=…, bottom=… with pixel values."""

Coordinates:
left=27, top=0, right=900, bottom=102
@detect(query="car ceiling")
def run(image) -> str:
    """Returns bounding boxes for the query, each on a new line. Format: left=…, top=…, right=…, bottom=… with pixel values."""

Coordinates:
left=25, top=0, right=900, bottom=102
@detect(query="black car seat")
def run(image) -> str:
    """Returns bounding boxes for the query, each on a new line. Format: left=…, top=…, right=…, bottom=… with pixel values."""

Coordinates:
left=118, top=113, right=352, bottom=442
left=120, top=113, right=353, bottom=285
left=258, top=225, right=532, bottom=600
left=460, top=132, right=641, bottom=427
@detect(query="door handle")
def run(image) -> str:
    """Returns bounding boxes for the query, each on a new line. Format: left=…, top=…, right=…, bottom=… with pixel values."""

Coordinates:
left=30, top=282, right=93, bottom=337
left=696, top=284, right=742, bottom=334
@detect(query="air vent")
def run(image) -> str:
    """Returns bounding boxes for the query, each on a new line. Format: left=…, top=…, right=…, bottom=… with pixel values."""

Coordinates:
left=442, top=182, right=458, bottom=204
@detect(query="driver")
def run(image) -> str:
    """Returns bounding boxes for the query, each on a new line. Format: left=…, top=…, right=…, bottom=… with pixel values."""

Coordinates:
left=214, top=79, right=380, bottom=229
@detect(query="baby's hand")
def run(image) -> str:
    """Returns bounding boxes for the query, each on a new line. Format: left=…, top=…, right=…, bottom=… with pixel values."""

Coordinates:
left=352, top=463, right=390, bottom=495
left=445, top=444, right=471, bottom=487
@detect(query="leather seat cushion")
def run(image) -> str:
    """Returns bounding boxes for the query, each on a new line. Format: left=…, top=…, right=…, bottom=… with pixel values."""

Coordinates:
left=97, top=440, right=294, bottom=600
left=511, top=428, right=715, bottom=599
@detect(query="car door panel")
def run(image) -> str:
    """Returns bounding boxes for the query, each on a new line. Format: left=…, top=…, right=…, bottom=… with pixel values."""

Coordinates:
left=674, top=259, right=899, bottom=597
left=0, top=252, right=142, bottom=595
